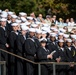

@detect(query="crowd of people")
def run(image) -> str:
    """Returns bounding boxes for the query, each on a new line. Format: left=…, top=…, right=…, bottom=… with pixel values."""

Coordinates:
left=0, top=9, right=76, bottom=75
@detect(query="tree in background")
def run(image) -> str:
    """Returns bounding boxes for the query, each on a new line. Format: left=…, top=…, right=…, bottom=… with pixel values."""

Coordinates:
left=0, top=0, right=76, bottom=19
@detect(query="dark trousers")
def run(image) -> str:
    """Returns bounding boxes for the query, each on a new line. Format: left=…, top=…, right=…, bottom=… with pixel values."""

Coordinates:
left=41, top=65, right=49, bottom=75
left=26, top=62, right=34, bottom=75
left=17, top=52, right=24, bottom=75
left=58, top=69, right=66, bottom=75
left=67, top=66, right=75, bottom=75
left=41, top=64, right=53, bottom=75
left=17, top=57, right=24, bottom=75
left=57, top=65, right=66, bottom=75
left=68, top=68, right=75, bottom=75
left=9, top=49, right=17, bottom=75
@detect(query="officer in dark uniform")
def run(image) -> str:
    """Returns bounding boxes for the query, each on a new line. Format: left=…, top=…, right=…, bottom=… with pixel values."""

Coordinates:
left=37, top=38, right=53, bottom=75
left=57, top=39, right=67, bottom=75
left=34, top=29, right=42, bottom=51
left=33, top=29, right=42, bottom=75
left=9, top=23, right=19, bottom=75
left=46, top=33, right=59, bottom=61
left=16, top=25, right=29, bottom=75
left=24, top=28, right=36, bottom=75
left=0, top=18, right=9, bottom=60
left=65, top=39, right=76, bottom=75
left=6, top=15, right=17, bottom=36
left=0, top=18, right=9, bottom=75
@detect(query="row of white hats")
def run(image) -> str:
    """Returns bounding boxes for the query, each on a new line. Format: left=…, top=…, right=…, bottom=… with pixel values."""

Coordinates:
left=0, top=18, right=66, bottom=34
left=11, top=23, right=76, bottom=39
left=0, top=10, right=27, bottom=16
left=0, top=11, right=34, bottom=21
left=0, top=18, right=75, bottom=34
left=0, top=18, right=50, bottom=28
left=39, top=38, right=73, bottom=43
left=0, top=13, right=33, bottom=20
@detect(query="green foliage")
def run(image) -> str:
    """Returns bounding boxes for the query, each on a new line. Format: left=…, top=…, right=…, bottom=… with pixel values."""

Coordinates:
left=0, top=0, right=76, bottom=18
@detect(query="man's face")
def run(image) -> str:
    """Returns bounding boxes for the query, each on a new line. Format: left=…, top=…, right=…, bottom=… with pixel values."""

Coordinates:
left=1, top=21, right=6, bottom=27
left=36, top=33, right=42, bottom=39
left=12, top=26, right=18, bottom=31
left=21, top=30, right=27, bottom=35
left=30, top=32, right=35, bottom=37
left=11, top=18, right=16, bottom=22
left=67, top=42, right=71, bottom=47
left=59, top=42, right=64, bottom=47
left=58, top=35, right=63, bottom=39
left=41, top=42, right=46, bottom=47
left=8, top=15, right=11, bottom=20
left=51, top=37, right=55, bottom=41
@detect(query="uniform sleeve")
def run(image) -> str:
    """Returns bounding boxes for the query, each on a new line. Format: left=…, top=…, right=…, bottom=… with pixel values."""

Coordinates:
left=0, top=29, right=7, bottom=45
left=24, top=39, right=36, bottom=56
left=16, top=36, right=22, bottom=53
left=59, top=50, right=67, bottom=62
left=46, top=44, right=52, bottom=53
left=37, top=48, right=47, bottom=60
left=51, top=49, right=59, bottom=60
left=9, top=32, right=15, bottom=49
left=65, top=48, right=74, bottom=62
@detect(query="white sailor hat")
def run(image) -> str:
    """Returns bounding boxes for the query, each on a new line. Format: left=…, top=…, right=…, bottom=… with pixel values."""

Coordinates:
left=36, top=29, right=42, bottom=34
left=42, top=23, right=49, bottom=27
left=2, top=11, right=7, bottom=15
left=41, top=27, right=50, bottom=31
left=21, top=17, right=27, bottom=22
left=1, top=14, right=7, bottom=18
left=19, top=12, right=27, bottom=16
left=50, top=33, right=56, bottom=37
left=63, top=34, right=69, bottom=38
left=15, top=19, right=22, bottom=23
left=39, top=38, right=47, bottom=42
left=42, top=27, right=51, bottom=33
left=11, top=23, right=18, bottom=26
left=71, top=35, right=76, bottom=39
left=35, top=21, right=41, bottom=25
left=25, top=21, right=31, bottom=26
left=11, top=15, right=17, bottom=19
left=66, top=39, right=72, bottom=42
left=42, top=31, right=47, bottom=34
left=31, top=23, right=38, bottom=28
left=20, top=23, right=26, bottom=26
left=51, top=34, right=56, bottom=37
left=46, top=29, right=52, bottom=33
left=29, top=28, right=36, bottom=32
left=27, top=17, right=33, bottom=20
left=50, top=27, right=55, bottom=30
left=59, top=28, right=66, bottom=33
left=8, top=11, right=14, bottom=15
left=58, top=39, right=64, bottom=42
left=0, top=18, right=7, bottom=21
left=53, top=28, right=59, bottom=32
left=21, top=26, right=29, bottom=31
left=58, top=33, right=64, bottom=36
